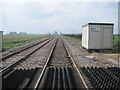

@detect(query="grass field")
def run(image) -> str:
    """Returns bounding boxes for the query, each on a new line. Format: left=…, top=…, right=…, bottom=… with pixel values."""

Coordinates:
left=3, top=35, right=51, bottom=50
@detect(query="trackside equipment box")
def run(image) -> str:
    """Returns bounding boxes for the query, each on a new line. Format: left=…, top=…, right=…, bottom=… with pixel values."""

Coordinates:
left=82, top=23, right=114, bottom=50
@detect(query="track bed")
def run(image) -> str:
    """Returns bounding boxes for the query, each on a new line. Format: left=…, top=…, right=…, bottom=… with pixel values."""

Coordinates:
left=1, top=36, right=119, bottom=89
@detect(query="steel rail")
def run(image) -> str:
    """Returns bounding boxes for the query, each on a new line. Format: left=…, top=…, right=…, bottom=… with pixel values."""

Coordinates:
left=61, top=37, right=89, bottom=89
left=1, top=37, right=53, bottom=61
left=0, top=38, right=54, bottom=74
left=33, top=38, right=58, bottom=90
left=34, top=37, right=89, bottom=89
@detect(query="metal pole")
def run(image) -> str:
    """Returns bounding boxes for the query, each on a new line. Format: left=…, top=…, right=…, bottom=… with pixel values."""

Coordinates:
left=118, top=2, right=120, bottom=67
left=0, top=31, right=3, bottom=90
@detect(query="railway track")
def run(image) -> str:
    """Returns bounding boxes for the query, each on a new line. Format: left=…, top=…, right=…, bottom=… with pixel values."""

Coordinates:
left=1, top=37, right=52, bottom=61
left=34, top=37, right=88, bottom=89
left=1, top=36, right=119, bottom=89
left=2, top=37, right=88, bottom=89
left=1, top=37, right=55, bottom=73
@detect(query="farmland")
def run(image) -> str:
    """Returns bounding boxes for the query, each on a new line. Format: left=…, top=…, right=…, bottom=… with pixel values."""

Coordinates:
left=3, top=35, right=51, bottom=50
left=3, top=34, right=119, bottom=52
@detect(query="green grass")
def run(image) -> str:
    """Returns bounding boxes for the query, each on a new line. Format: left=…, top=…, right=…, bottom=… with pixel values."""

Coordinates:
left=3, top=35, right=51, bottom=43
left=63, top=36, right=82, bottom=47
left=64, top=34, right=82, bottom=40
left=63, top=35, right=88, bottom=53
left=63, top=34, right=82, bottom=47
left=3, top=35, right=52, bottom=50
left=113, top=35, right=120, bottom=52
left=4, top=39, right=35, bottom=50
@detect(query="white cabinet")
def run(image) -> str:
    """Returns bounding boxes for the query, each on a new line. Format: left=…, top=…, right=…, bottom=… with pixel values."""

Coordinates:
left=82, top=23, right=114, bottom=50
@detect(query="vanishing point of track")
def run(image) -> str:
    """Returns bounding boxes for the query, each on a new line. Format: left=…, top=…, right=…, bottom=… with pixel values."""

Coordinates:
left=2, top=36, right=88, bottom=89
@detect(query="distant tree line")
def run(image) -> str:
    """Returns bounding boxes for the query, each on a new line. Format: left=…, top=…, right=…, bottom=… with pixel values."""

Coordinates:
left=64, top=34, right=82, bottom=40
left=7, top=32, right=28, bottom=35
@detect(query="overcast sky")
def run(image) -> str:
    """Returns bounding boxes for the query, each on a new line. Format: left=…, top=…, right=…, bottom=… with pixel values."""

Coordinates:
left=0, top=0, right=119, bottom=34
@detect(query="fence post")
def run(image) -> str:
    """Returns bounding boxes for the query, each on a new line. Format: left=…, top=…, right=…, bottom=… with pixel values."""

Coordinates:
left=0, top=31, right=3, bottom=52
left=0, top=31, right=3, bottom=90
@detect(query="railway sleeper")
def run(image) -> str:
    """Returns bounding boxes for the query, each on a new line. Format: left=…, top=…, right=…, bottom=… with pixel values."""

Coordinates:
left=80, top=67, right=120, bottom=89
left=38, top=67, right=85, bottom=89
left=2, top=68, right=42, bottom=89
left=2, top=66, right=119, bottom=89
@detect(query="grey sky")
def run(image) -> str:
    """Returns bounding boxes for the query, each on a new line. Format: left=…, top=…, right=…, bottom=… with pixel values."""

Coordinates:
left=1, top=0, right=119, bottom=34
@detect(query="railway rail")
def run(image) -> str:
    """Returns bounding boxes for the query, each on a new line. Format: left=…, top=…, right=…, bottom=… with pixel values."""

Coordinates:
left=34, top=37, right=88, bottom=89
left=1, top=37, right=52, bottom=61
left=1, top=37, right=54, bottom=73
left=1, top=36, right=120, bottom=89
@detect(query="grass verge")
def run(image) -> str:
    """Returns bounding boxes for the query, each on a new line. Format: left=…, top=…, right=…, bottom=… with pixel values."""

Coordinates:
left=63, top=35, right=88, bottom=53
left=3, top=35, right=52, bottom=50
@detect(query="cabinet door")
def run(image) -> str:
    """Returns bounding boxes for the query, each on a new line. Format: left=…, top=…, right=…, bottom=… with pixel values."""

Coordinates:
left=102, top=27, right=113, bottom=49
left=89, top=25, right=101, bottom=49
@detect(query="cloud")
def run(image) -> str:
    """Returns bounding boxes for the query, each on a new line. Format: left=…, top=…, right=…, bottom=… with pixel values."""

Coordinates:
left=1, top=0, right=119, bottom=3
left=1, top=2, right=118, bottom=34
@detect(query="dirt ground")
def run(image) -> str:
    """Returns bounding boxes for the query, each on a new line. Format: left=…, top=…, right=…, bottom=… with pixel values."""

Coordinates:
left=89, top=53, right=119, bottom=67
left=103, top=53, right=120, bottom=60
left=63, top=36, right=119, bottom=67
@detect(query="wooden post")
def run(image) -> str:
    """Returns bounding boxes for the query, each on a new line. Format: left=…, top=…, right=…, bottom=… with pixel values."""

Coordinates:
left=0, top=31, right=3, bottom=52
